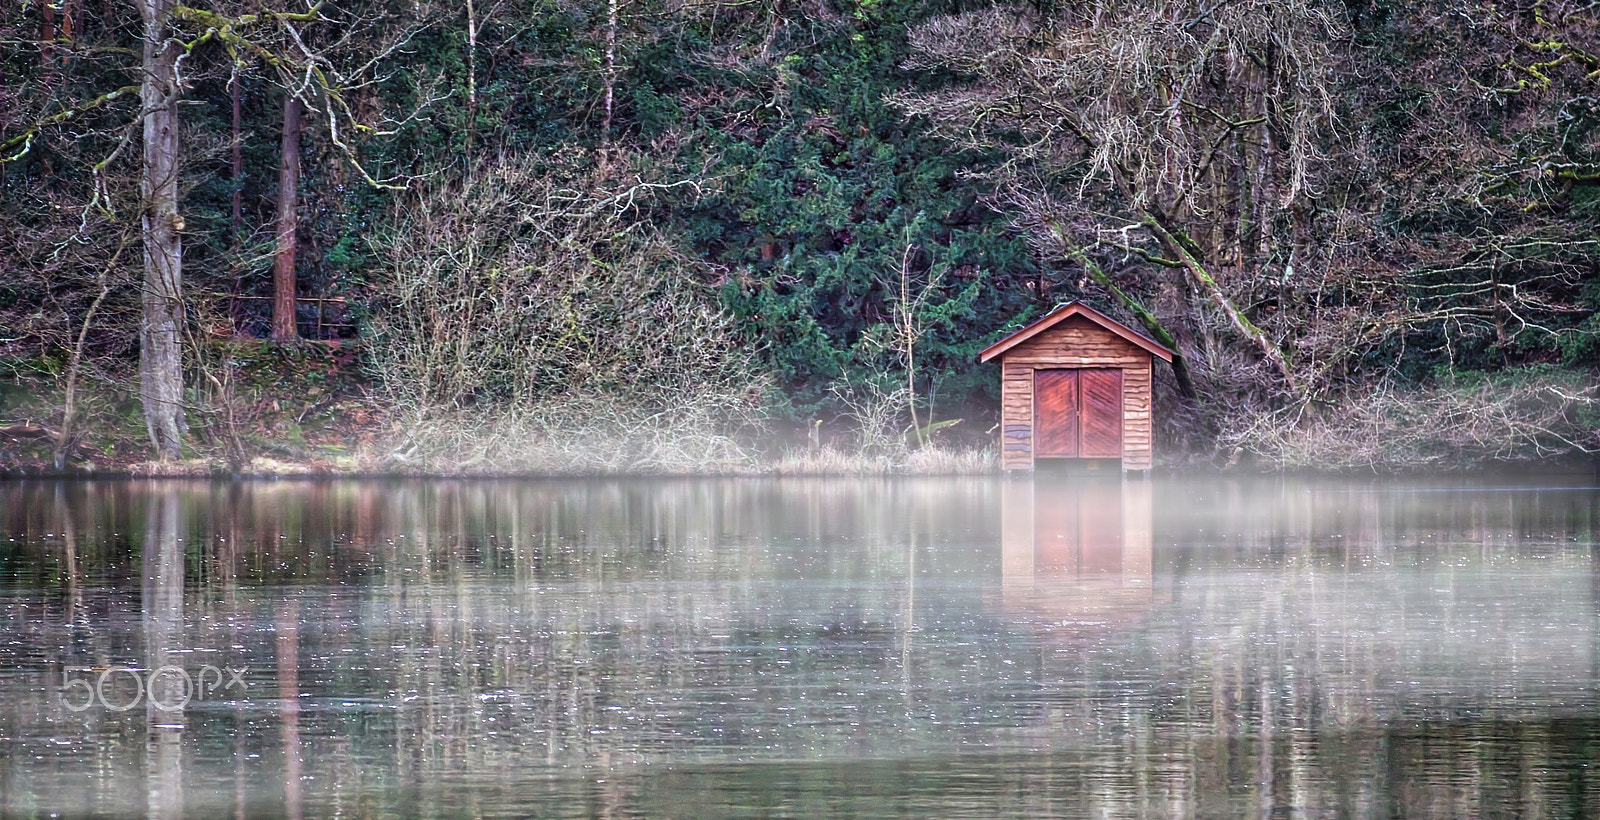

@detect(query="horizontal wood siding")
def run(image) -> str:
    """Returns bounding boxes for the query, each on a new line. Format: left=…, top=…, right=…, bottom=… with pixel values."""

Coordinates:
left=1003, top=319, right=1148, bottom=369
left=1001, top=360, right=1034, bottom=470
left=996, top=315, right=1158, bottom=471
left=1122, top=359, right=1153, bottom=470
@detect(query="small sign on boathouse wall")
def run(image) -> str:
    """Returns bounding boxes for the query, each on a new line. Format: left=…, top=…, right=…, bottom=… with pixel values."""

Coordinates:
left=980, top=302, right=1175, bottom=472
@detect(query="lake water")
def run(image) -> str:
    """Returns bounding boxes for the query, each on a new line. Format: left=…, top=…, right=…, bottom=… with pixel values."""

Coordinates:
left=1, top=476, right=1598, bottom=818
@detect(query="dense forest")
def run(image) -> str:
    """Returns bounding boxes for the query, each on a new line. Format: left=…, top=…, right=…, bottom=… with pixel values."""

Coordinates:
left=2, top=0, right=1598, bottom=473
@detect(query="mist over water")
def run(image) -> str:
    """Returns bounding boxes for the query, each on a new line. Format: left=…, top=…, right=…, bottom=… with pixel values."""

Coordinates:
left=1, top=477, right=1597, bottom=818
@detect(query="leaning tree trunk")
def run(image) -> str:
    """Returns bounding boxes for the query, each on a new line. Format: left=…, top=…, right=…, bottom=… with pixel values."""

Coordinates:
left=138, top=0, right=186, bottom=460
left=271, top=95, right=302, bottom=340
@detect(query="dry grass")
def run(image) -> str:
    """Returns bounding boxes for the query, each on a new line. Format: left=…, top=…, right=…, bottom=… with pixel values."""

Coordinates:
left=767, top=445, right=875, bottom=475
left=127, top=459, right=216, bottom=477
left=1221, top=367, right=1600, bottom=471
left=373, top=392, right=764, bottom=476
left=768, top=443, right=996, bottom=475
left=902, top=444, right=997, bottom=474
left=375, top=414, right=997, bottom=477
left=765, top=379, right=996, bottom=475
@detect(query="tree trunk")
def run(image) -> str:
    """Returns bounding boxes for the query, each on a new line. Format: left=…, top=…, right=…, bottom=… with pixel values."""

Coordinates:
left=229, top=72, right=244, bottom=333
left=601, top=0, right=617, bottom=144
left=272, top=95, right=302, bottom=340
left=62, top=0, right=79, bottom=44
left=231, top=73, right=243, bottom=240
left=39, top=4, right=58, bottom=176
left=1143, top=213, right=1300, bottom=396
left=1053, top=230, right=1199, bottom=401
left=465, top=0, right=478, bottom=153
left=139, top=0, right=186, bottom=460
left=41, top=3, right=56, bottom=60
left=57, top=245, right=120, bottom=469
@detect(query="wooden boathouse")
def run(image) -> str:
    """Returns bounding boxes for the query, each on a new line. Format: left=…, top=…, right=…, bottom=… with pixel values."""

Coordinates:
left=980, top=302, right=1174, bottom=472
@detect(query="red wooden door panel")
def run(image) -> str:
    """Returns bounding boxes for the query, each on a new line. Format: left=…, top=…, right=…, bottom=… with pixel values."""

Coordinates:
left=1080, top=369, right=1123, bottom=458
left=1034, top=370, right=1080, bottom=458
left=1034, top=368, right=1123, bottom=460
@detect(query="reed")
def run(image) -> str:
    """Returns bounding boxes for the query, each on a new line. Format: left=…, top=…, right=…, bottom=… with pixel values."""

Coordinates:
left=768, top=443, right=996, bottom=476
left=376, top=392, right=763, bottom=476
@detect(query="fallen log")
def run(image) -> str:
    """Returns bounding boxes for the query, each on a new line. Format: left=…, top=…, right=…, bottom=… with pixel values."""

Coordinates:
left=0, top=423, right=61, bottom=440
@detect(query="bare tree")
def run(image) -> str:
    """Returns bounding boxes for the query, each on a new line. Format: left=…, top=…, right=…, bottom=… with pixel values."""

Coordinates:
left=365, top=152, right=766, bottom=473
left=56, top=232, right=133, bottom=468
left=369, top=152, right=749, bottom=410
left=138, top=0, right=187, bottom=459
left=893, top=0, right=1596, bottom=469
left=892, top=1, right=1345, bottom=401
left=4, top=0, right=431, bottom=458
left=877, top=227, right=958, bottom=448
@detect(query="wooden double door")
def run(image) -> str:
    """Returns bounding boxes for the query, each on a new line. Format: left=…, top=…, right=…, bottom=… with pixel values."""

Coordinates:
left=1034, top=369, right=1123, bottom=459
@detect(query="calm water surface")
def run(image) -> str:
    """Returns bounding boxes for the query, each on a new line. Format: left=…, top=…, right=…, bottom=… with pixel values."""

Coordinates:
left=1, top=476, right=1598, bottom=818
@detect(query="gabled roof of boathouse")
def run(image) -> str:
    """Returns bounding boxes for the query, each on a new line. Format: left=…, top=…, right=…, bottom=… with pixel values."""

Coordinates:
left=978, top=300, right=1175, bottom=364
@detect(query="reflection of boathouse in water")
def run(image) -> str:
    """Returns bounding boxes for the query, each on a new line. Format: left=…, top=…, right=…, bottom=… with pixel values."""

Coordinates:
left=981, top=302, right=1174, bottom=473
left=999, top=479, right=1161, bottom=628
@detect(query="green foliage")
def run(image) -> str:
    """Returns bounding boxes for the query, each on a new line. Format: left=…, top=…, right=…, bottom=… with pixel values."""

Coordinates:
left=644, top=0, right=1035, bottom=421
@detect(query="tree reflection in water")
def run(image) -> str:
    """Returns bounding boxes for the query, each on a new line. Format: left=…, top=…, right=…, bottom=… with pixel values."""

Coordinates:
left=143, top=486, right=183, bottom=820
left=0, top=477, right=1595, bottom=817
